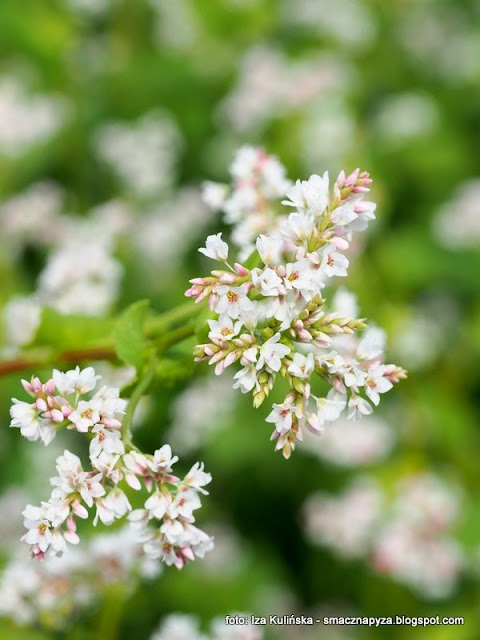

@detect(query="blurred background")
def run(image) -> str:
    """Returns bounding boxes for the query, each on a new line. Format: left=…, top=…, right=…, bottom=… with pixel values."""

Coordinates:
left=0, top=0, right=480, bottom=638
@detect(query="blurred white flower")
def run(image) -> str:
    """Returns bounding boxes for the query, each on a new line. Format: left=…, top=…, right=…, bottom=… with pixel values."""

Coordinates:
left=94, top=110, right=182, bottom=197
left=433, top=180, right=480, bottom=249
left=372, top=92, right=439, bottom=146
left=0, top=77, right=68, bottom=157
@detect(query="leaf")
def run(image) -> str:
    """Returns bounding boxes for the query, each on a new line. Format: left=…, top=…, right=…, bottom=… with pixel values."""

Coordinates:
left=113, top=300, right=150, bottom=370
left=243, top=249, right=260, bottom=270
left=34, top=307, right=114, bottom=350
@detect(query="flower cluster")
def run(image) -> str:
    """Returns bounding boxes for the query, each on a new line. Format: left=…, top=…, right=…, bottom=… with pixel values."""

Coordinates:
left=303, top=473, right=463, bottom=599
left=126, top=451, right=214, bottom=569
left=0, top=526, right=160, bottom=628
left=189, top=160, right=406, bottom=458
left=202, top=146, right=291, bottom=260
left=9, top=367, right=213, bottom=567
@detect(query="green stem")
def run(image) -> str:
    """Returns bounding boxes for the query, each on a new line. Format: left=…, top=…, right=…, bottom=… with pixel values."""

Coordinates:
left=154, top=320, right=196, bottom=355
left=121, top=355, right=157, bottom=447
left=0, top=301, right=203, bottom=379
left=145, top=300, right=202, bottom=337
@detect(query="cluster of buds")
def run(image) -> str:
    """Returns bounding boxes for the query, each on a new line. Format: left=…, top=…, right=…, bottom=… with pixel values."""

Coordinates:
left=9, top=367, right=212, bottom=566
left=188, top=159, right=406, bottom=458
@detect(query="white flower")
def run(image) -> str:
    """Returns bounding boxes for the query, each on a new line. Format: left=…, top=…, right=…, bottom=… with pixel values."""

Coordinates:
left=315, top=390, right=346, bottom=426
left=280, top=211, right=315, bottom=243
left=22, top=504, right=52, bottom=553
left=282, top=172, right=329, bottom=216
left=348, top=395, right=373, bottom=421
left=288, top=352, right=315, bottom=379
left=198, top=233, right=229, bottom=261
left=208, top=315, right=242, bottom=342
left=321, top=245, right=349, bottom=277
left=356, top=328, right=386, bottom=361
left=89, top=426, right=125, bottom=459
left=365, top=365, right=393, bottom=406
left=3, top=296, right=42, bottom=347
left=149, top=445, right=179, bottom=474
left=330, top=202, right=357, bottom=226
left=94, top=489, right=131, bottom=526
left=233, top=365, right=258, bottom=393
left=145, top=491, right=171, bottom=520
left=284, top=260, right=317, bottom=298
left=53, top=366, right=100, bottom=396
left=202, top=181, right=229, bottom=209
left=183, top=462, right=212, bottom=494
left=251, top=267, right=284, bottom=296
left=266, top=402, right=297, bottom=434
left=256, top=234, right=283, bottom=265
left=256, top=333, right=290, bottom=372
left=67, top=399, right=101, bottom=432
left=9, top=400, right=56, bottom=445
left=169, top=489, right=202, bottom=520
left=215, top=285, right=254, bottom=319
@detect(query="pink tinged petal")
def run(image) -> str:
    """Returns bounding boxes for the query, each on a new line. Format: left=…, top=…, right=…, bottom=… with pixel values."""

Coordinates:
left=72, top=502, right=88, bottom=519
left=51, top=409, right=64, bottom=423
left=36, top=398, right=48, bottom=412
left=21, top=379, right=34, bottom=394
left=64, top=530, right=80, bottom=545
left=181, top=546, right=195, bottom=562
left=126, top=473, right=142, bottom=490
left=144, top=477, right=153, bottom=492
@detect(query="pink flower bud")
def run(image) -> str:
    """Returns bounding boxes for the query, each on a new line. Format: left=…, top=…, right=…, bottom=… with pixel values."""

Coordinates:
left=126, top=473, right=142, bottom=491
left=331, top=236, right=350, bottom=250
left=73, top=501, right=88, bottom=519
left=234, top=263, right=248, bottom=276
left=44, top=379, right=56, bottom=395
left=21, top=379, right=34, bottom=394
left=51, top=409, right=64, bottom=423
left=35, top=398, right=48, bottom=412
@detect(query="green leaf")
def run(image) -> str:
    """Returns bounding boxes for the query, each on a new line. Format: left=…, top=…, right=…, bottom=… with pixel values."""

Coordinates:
left=113, top=300, right=150, bottom=370
left=243, top=248, right=260, bottom=270
left=34, top=307, right=114, bottom=350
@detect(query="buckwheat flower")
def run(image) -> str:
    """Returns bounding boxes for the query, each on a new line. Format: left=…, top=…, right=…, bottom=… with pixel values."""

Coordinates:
left=208, top=315, right=243, bottom=343
left=199, top=233, right=229, bottom=262
left=232, top=364, right=259, bottom=393
left=280, top=211, right=315, bottom=243
left=288, top=353, right=315, bottom=379
left=251, top=267, right=284, bottom=296
left=94, top=489, right=131, bottom=526
left=215, top=285, right=254, bottom=319
left=356, top=327, right=385, bottom=362
left=364, top=365, right=393, bottom=406
left=307, top=390, right=346, bottom=433
left=284, top=260, right=317, bottom=298
left=202, top=181, right=229, bottom=209
left=256, top=234, right=283, bottom=266
left=347, top=394, right=373, bottom=421
left=52, top=366, right=100, bottom=396
left=169, top=490, right=202, bottom=520
left=68, top=400, right=101, bottom=433
left=266, top=403, right=297, bottom=434
left=321, top=246, right=349, bottom=278
left=9, top=400, right=56, bottom=445
left=90, top=426, right=125, bottom=459
left=148, top=445, right=179, bottom=474
left=183, top=462, right=212, bottom=494
left=282, top=173, right=330, bottom=216
left=145, top=491, right=171, bottom=520
left=257, top=333, right=291, bottom=372
left=22, top=504, right=53, bottom=553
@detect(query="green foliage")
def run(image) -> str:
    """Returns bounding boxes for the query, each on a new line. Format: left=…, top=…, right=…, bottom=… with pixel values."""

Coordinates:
left=34, top=307, right=114, bottom=350
left=113, top=300, right=150, bottom=370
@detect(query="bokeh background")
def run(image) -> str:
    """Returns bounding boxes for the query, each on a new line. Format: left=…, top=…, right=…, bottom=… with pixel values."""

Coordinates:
left=1, top=0, right=480, bottom=638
